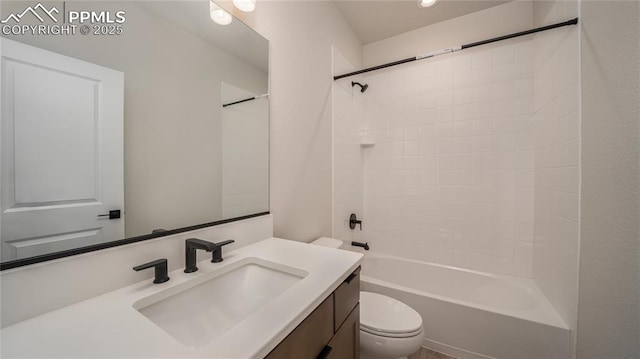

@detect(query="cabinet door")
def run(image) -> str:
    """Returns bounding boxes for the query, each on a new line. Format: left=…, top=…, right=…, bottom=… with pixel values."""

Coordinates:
left=326, top=304, right=360, bottom=359
left=334, top=267, right=360, bottom=332
left=265, top=295, right=334, bottom=359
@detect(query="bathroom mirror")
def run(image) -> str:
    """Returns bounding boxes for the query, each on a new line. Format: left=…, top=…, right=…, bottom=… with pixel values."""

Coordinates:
left=0, top=0, right=269, bottom=269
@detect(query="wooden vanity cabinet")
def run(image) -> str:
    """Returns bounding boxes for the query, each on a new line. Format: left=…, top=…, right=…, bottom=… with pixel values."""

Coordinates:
left=263, top=295, right=334, bottom=358
left=265, top=267, right=360, bottom=359
left=326, top=303, right=359, bottom=359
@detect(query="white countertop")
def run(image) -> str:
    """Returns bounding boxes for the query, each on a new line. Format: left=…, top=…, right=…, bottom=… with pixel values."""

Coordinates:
left=0, top=238, right=363, bottom=358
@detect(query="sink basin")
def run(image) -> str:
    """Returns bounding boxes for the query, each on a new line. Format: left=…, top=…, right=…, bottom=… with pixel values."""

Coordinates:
left=133, top=257, right=307, bottom=348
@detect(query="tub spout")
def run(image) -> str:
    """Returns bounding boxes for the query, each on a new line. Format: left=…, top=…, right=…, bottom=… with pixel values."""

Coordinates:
left=352, top=241, right=369, bottom=250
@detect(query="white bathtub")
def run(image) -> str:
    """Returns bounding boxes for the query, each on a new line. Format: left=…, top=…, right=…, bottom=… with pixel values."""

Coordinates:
left=360, top=253, right=570, bottom=359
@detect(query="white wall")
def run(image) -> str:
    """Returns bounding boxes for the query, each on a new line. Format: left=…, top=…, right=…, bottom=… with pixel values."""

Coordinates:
left=364, top=1, right=534, bottom=67
left=332, top=49, right=365, bottom=245
left=220, top=1, right=363, bottom=242
left=530, top=1, right=581, bottom=353
left=577, top=1, right=640, bottom=357
left=351, top=2, right=535, bottom=277
left=1, top=1, right=268, bottom=238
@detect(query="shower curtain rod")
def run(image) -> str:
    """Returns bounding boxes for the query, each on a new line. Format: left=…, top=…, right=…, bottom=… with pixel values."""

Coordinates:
left=333, top=17, right=578, bottom=81
left=222, top=93, right=269, bottom=108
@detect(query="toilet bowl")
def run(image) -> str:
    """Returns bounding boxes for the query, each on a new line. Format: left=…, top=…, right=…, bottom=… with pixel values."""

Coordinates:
left=359, top=291, right=424, bottom=359
left=310, top=238, right=424, bottom=359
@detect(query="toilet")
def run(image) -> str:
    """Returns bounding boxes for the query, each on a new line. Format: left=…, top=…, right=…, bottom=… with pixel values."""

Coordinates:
left=311, top=238, right=424, bottom=359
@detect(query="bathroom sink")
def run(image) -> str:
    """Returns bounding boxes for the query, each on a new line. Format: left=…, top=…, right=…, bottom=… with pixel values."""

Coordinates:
left=133, top=257, right=307, bottom=348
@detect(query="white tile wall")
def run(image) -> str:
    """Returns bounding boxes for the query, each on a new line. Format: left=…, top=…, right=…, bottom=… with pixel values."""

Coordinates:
left=360, top=39, right=536, bottom=277
left=532, top=0, right=581, bottom=343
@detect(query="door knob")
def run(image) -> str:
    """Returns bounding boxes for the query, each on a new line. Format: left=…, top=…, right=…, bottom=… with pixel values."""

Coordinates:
left=98, top=210, right=121, bottom=219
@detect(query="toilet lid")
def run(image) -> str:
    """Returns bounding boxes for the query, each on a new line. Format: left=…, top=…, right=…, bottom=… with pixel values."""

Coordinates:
left=360, top=292, right=423, bottom=335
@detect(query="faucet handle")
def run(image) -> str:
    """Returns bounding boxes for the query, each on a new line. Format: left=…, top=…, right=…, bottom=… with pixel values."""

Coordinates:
left=349, top=213, right=363, bottom=231
left=211, top=240, right=235, bottom=263
left=133, top=258, right=170, bottom=284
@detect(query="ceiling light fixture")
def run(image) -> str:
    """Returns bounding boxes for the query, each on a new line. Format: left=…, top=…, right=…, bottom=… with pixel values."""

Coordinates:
left=418, top=0, right=438, bottom=8
left=210, top=1, right=232, bottom=25
left=232, top=0, right=256, bottom=12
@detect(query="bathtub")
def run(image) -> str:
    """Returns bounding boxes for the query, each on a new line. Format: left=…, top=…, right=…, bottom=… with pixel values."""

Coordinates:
left=360, top=253, right=570, bottom=359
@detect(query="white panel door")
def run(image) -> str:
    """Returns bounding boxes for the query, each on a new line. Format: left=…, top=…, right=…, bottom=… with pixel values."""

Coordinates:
left=0, top=38, right=124, bottom=262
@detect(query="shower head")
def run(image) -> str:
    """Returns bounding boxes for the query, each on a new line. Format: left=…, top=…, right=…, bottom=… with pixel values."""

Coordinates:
left=351, top=81, right=369, bottom=93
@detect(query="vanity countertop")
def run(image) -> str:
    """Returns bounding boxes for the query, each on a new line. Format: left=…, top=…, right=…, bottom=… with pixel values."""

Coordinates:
left=0, top=237, right=363, bottom=358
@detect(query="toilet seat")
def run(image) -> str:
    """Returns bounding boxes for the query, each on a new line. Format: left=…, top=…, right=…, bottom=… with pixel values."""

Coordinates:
left=360, top=325, right=423, bottom=338
left=360, top=292, right=423, bottom=338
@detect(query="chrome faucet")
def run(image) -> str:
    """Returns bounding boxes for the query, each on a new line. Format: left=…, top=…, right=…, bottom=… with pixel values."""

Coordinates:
left=184, top=238, right=235, bottom=273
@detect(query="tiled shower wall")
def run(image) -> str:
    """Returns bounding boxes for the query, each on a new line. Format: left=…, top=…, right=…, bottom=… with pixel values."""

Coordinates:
left=361, top=39, right=536, bottom=277
left=532, top=0, right=581, bottom=338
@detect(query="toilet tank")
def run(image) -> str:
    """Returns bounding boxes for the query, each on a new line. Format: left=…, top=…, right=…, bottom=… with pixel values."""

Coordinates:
left=310, top=237, right=344, bottom=249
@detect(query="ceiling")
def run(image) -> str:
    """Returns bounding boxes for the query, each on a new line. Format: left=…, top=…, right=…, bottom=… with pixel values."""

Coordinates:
left=333, top=0, right=512, bottom=44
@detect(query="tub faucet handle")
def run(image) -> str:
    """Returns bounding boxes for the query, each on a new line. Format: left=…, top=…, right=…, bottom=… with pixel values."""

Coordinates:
left=349, top=213, right=362, bottom=230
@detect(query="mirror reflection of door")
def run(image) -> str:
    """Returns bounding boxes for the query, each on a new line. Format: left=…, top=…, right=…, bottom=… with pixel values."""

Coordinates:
left=0, top=39, right=124, bottom=261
